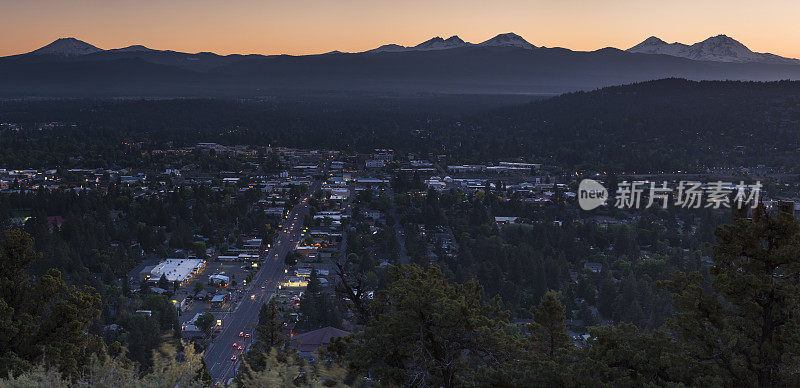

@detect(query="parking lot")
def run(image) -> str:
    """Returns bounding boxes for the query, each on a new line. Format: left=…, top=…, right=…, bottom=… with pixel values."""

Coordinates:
left=177, top=260, right=260, bottom=321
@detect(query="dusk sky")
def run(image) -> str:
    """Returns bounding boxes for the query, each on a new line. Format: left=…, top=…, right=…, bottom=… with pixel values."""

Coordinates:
left=3, top=0, right=799, bottom=58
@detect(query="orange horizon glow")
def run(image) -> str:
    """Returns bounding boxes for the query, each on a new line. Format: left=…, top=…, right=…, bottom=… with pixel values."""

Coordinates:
left=2, top=0, right=799, bottom=59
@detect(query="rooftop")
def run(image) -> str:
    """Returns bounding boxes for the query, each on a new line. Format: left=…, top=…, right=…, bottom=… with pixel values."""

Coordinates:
left=150, top=258, right=205, bottom=283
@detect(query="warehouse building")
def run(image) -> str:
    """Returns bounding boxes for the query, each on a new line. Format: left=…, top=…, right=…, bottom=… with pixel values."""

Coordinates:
left=142, top=258, right=206, bottom=286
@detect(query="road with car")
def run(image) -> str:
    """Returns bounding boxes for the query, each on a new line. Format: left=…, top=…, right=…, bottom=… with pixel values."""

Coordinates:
left=204, top=182, right=318, bottom=385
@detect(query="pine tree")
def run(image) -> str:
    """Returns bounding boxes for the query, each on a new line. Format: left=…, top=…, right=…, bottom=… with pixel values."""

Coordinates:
left=197, top=358, right=213, bottom=385
left=346, top=265, right=516, bottom=388
left=121, top=275, right=130, bottom=297
left=531, top=290, right=570, bottom=358
left=0, top=229, right=105, bottom=379
left=256, top=299, right=285, bottom=349
left=662, top=213, right=800, bottom=386
left=157, top=273, right=169, bottom=289
left=597, top=275, right=616, bottom=319
left=298, top=268, right=324, bottom=330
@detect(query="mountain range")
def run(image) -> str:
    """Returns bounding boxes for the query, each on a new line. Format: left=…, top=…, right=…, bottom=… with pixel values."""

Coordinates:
left=1, top=33, right=799, bottom=97
left=370, top=33, right=536, bottom=52
left=627, top=34, right=799, bottom=64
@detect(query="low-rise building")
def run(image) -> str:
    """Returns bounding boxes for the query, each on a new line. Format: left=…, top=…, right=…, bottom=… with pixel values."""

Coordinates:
left=146, top=258, right=206, bottom=286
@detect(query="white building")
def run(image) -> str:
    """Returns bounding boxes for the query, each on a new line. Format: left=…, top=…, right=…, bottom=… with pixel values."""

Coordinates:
left=209, top=274, right=230, bottom=285
left=148, top=258, right=206, bottom=285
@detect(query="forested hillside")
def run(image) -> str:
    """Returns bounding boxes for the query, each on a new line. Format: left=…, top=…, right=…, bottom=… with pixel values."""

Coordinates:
left=3, top=79, right=800, bottom=172
left=451, top=79, right=800, bottom=171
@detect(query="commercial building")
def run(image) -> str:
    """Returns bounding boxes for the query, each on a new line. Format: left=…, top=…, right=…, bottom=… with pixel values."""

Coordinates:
left=280, top=276, right=308, bottom=288
left=145, top=258, right=206, bottom=285
left=210, top=294, right=228, bottom=308
left=209, top=274, right=230, bottom=286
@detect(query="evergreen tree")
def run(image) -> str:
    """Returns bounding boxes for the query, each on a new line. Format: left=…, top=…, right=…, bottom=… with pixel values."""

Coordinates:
left=531, top=290, right=570, bottom=358
left=346, top=265, right=516, bottom=387
left=157, top=273, right=169, bottom=289
left=196, top=358, right=213, bottom=386
left=195, top=312, right=215, bottom=334
left=298, top=268, right=322, bottom=329
left=597, top=275, right=616, bottom=319
left=121, top=275, right=130, bottom=297
left=661, top=213, right=800, bottom=386
left=256, top=299, right=285, bottom=349
left=0, top=229, right=105, bottom=379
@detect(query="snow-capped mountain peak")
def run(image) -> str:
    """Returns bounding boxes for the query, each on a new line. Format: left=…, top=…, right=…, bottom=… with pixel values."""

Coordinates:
left=479, top=33, right=536, bottom=49
left=29, top=37, right=103, bottom=57
left=367, top=32, right=539, bottom=53
left=444, top=35, right=466, bottom=45
left=684, top=34, right=752, bottom=62
left=702, top=34, right=738, bottom=44
left=369, top=35, right=471, bottom=53
left=634, top=36, right=667, bottom=48
left=413, top=35, right=470, bottom=50
left=627, top=36, right=688, bottom=56
left=627, top=34, right=799, bottom=64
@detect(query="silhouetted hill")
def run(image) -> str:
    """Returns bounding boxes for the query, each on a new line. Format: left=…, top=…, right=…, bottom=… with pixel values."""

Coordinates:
left=448, top=78, right=800, bottom=171
left=3, top=40, right=800, bottom=97
left=2, top=79, right=799, bottom=173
